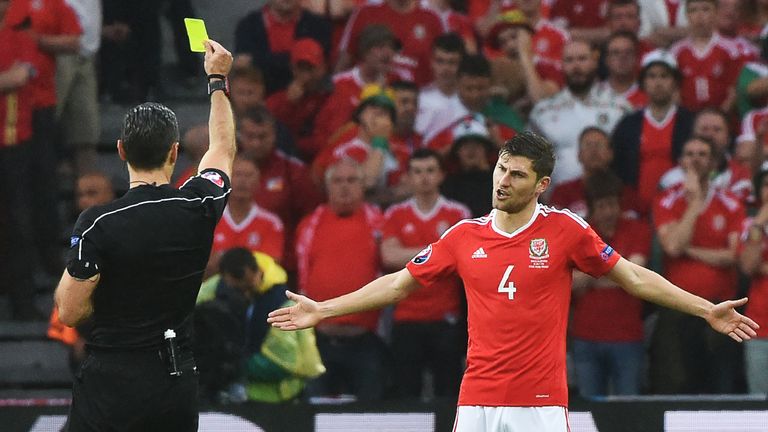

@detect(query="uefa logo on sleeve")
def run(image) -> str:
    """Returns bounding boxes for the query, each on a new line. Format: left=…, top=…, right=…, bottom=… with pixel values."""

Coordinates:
left=412, top=245, right=432, bottom=265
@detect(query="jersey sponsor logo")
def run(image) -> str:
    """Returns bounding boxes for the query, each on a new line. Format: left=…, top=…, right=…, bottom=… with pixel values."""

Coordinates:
left=529, top=238, right=550, bottom=269
left=413, top=25, right=426, bottom=40
left=471, top=247, right=487, bottom=259
left=70, top=236, right=81, bottom=248
left=201, top=171, right=225, bottom=188
left=403, top=223, right=415, bottom=234
left=412, top=245, right=432, bottom=264
left=265, top=177, right=284, bottom=192
left=600, top=245, right=614, bottom=261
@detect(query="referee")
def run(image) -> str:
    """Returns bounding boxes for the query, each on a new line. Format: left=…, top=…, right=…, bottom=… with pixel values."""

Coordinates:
left=54, top=40, right=235, bottom=431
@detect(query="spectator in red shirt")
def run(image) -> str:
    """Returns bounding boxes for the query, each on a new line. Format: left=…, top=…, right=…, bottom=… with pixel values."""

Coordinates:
left=423, top=0, right=478, bottom=54
left=608, top=0, right=655, bottom=54
left=718, top=0, right=760, bottom=64
left=549, top=127, right=613, bottom=218
left=390, top=80, right=422, bottom=153
left=670, top=0, right=741, bottom=112
left=489, top=0, right=570, bottom=65
left=487, top=10, right=562, bottom=113
left=238, top=106, right=322, bottom=272
left=571, top=170, right=650, bottom=397
left=295, top=157, right=387, bottom=401
left=652, top=136, right=745, bottom=394
left=266, top=38, right=332, bottom=161
left=550, top=0, right=609, bottom=45
left=0, top=0, right=43, bottom=320
left=337, top=0, right=445, bottom=85
left=382, top=149, right=469, bottom=398
left=738, top=166, right=768, bottom=394
left=234, top=0, right=331, bottom=94
left=209, top=157, right=285, bottom=275
left=312, top=25, right=410, bottom=160
left=612, top=49, right=694, bottom=217
left=599, top=31, right=647, bottom=108
left=5, top=0, right=81, bottom=279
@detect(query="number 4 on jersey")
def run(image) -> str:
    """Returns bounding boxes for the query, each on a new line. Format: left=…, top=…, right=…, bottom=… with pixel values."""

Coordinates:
left=497, top=265, right=516, bottom=300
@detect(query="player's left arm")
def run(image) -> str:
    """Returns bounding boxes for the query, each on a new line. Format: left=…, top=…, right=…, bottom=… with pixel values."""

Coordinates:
left=606, top=257, right=759, bottom=342
left=54, top=271, right=99, bottom=327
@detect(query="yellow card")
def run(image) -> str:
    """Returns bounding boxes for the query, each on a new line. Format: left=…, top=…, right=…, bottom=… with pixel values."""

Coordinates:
left=184, top=18, right=209, bottom=52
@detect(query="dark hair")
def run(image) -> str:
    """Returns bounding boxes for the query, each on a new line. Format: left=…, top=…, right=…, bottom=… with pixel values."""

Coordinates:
left=584, top=169, right=623, bottom=208
left=578, top=126, right=609, bottom=144
left=432, top=32, right=466, bottom=56
left=638, top=60, right=683, bottom=89
left=120, top=102, right=179, bottom=170
left=684, top=135, right=718, bottom=158
left=605, top=30, right=639, bottom=51
left=390, top=80, right=419, bottom=94
left=219, top=247, right=259, bottom=280
left=357, top=24, right=399, bottom=58
left=239, top=105, right=276, bottom=128
left=499, top=131, right=555, bottom=180
left=608, top=0, right=639, bottom=14
left=409, top=148, right=444, bottom=170
left=685, top=0, right=717, bottom=8
left=458, top=54, right=492, bottom=79
left=694, top=107, right=729, bottom=128
left=229, top=64, right=264, bottom=84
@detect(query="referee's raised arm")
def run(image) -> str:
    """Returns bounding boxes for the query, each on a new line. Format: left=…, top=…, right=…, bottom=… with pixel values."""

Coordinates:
left=198, top=39, right=236, bottom=179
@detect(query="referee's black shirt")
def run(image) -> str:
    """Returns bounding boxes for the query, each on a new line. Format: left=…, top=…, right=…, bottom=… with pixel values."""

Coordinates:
left=66, top=169, right=231, bottom=351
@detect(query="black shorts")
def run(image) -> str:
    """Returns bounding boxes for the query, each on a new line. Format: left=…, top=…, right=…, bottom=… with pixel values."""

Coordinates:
left=65, top=348, right=199, bottom=432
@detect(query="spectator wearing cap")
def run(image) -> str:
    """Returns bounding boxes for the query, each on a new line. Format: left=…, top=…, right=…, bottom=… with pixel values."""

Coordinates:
left=441, top=115, right=495, bottom=217
left=313, top=85, right=412, bottom=202
left=529, top=39, right=631, bottom=187
left=612, top=49, right=694, bottom=217
left=424, top=55, right=522, bottom=155
left=549, top=127, right=614, bottom=218
left=598, top=31, right=647, bottom=109
left=486, top=0, right=569, bottom=65
left=664, top=108, right=753, bottom=204
left=266, top=38, right=332, bottom=161
left=738, top=166, right=768, bottom=395
left=669, top=0, right=740, bottom=112
left=336, top=0, right=445, bottom=85
left=487, top=9, right=562, bottom=114
left=415, top=33, right=467, bottom=141
left=312, top=25, right=412, bottom=160
left=234, top=0, right=331, bottom=95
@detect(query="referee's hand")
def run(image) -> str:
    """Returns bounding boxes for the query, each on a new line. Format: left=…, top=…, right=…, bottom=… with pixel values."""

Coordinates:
left=203, top=39, right=232, bottom=77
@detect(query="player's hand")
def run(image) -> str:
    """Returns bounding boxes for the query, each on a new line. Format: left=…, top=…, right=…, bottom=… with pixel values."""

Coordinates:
left=267, top=290, right=323, bottom=331
left=516, top=29, right=533, bottom=58
left=6, top=62, right=32, bottom=88
left=705, top=297, right=760, bottom=342
left=203, top=39, right=233, bottom=77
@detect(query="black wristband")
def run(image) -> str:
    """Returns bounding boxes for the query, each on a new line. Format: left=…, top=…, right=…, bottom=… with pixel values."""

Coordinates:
left=207, top=73, right=226, bottom=81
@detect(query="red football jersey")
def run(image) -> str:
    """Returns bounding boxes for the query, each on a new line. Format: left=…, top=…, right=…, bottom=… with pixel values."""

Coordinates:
left=740, top=106, right=768, bottom=142
left=549, top=178, right=587, bottom=217
left=212, top=204, right=285, bottom=262
left=637, top=108, right=678, bottom=213
left=532, top=19, right=570, bottom=64
left=339, top=2, right=445, bottom=85
left=313, top=135, right=412, bottom=187
left=550, top=0, right=609, bottom=29
left=654, top=185, right=744, bottom=300
left=406, top=205, right=621, bottom=407
left=383, top=197, right=470, bottom=322
left=670, top=35, right=741, bottom=111
left=571, top=217, right=650, bottom=342
left=738, top=217, right=768, bottom=338
left=0, top=26, right=39, bottom=147
left=297, top=204, right=383, bottom=332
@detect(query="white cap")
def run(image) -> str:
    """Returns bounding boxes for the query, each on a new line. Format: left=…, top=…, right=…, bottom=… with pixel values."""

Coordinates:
left=164, top=329, right=176, bottom=339
left=452, top=114, right=492, bottom=144
left=641, top=49, right=678, bottom=71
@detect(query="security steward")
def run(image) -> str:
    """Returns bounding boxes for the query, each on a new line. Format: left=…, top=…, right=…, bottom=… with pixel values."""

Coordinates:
left=54, top=39, right=235, bottom=431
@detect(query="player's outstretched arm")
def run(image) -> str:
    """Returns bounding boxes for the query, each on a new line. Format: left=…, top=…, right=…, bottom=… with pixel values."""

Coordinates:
left=197, top=39, right=236, bottom=179
left=608, top=257, right=759, bottom=342
left=268, top=268, right=420, bottom=331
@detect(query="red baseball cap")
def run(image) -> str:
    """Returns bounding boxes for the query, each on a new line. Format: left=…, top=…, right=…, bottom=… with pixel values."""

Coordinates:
left=291, top=38, right=324, bottom=67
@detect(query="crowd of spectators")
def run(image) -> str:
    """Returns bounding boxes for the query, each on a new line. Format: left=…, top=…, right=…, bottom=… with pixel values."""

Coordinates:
left=4, top=0, right=768, bottom=402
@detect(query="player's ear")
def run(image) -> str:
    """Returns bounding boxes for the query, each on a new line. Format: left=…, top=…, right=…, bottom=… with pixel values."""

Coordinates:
left=116, top=140, right=127, bottom=161
left=536, top=176, right=551, bottom=195
left=168, top=142, right=180, bottom=165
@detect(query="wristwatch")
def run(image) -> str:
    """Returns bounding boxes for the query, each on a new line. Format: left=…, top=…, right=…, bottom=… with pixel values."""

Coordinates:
left=207, top=74, right=229, bottom=97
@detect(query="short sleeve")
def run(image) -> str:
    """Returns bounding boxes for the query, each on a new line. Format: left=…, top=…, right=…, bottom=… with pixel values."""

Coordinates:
left=570, top=225, right=622, bottom=278
left=179, top=168, right=231, bottom=221
left=652, top=192, right=680, bottom=229
left=406, top=233, right=458, bottom=287
left=381, top=210, right=401, bottom=240
left=66, top=208, right=102, bottom=279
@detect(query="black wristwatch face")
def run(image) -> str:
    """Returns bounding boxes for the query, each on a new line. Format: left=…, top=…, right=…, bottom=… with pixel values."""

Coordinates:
left=208, top=79, right=229, bottom=96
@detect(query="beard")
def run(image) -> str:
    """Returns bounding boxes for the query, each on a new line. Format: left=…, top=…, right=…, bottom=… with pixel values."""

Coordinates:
left=565, top=71, right=595, bottom=95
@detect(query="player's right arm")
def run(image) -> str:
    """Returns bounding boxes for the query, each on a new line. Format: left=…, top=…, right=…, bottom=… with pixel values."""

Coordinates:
left=268, top=268, right=421, bottom=330
left=197, top=40, right=236, bottom=179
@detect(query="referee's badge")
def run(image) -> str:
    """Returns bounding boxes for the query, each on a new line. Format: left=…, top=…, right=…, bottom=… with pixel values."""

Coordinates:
left=201, top=171, right=225, bottom=188
left=70, top=236, right=81, bottom=248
